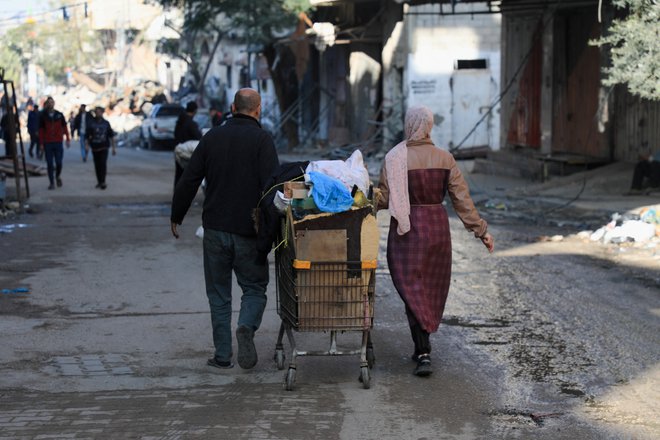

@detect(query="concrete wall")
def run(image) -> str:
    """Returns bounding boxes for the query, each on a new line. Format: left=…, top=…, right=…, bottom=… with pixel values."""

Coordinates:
left=403, top=2, right=501, bottom=151
left=202, top=39, right=279, bottom=123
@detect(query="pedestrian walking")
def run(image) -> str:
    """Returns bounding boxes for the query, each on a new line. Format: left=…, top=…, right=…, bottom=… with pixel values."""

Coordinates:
left=209, top=106, right=223, bottom=127
left=0, top=109, right=17, bottom=158
left=173, top=101, right=202, bottom=188
left=72, top=104, right=91, bottom=162
left=85, top=106, right=116, bottom=190
left=39, top=96, right=71, bottom=190
left=377, top=105, right=494, bottom=377
left=170, top=88, right=280, bottom=370
left=27, top=103, right=40, bottom=159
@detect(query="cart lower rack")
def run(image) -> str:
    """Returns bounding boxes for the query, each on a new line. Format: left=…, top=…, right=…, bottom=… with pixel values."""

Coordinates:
left=274, top=231, right=376, bottom=390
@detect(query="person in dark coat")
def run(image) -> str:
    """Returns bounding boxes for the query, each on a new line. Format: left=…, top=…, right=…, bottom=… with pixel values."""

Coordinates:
left=0, top=110, right=17, bottom=158
left=171, top=88, right=279, bottom=371
left=173, top=101, right=202, bottom=188
left=85, top=106, right=116, bottom=189
left=27, top=103, right=40, bottom=159
left=72, top=104, right=92, bottom=162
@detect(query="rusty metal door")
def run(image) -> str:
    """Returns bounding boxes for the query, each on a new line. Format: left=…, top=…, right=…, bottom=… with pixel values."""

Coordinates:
left=552, top=10, right=607, bottom=158
left=506, top=26, right=542, bottom=149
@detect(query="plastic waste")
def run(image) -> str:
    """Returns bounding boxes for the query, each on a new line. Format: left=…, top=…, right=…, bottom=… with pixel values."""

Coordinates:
left=305, top=149, right=370, bottom=195
left=640, top=206, right=660, bottom=224
left=1, top=287, right=30, bottom=294
left=602, top=220, right=656, bottom=243
left=273, top=190, right=290, bottom=214
left=307, top=171, right=354, bottom=213
left=174, top=140, right=200, bottom=168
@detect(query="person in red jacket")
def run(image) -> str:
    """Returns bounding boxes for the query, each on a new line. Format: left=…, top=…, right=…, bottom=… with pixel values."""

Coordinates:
left=39, top=96, right=70, bottom=189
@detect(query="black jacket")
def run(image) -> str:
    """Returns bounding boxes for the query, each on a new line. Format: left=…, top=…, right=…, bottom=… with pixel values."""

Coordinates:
left=171, top=113, right=279, bottom=236
left=174, top=112, right=202, bottom=145
left=255, top=161, right=308, bottom=262
left=72, top=111, right=91, bottom=136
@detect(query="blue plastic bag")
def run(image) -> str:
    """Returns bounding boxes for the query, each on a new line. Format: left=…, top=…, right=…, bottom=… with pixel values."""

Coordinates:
left=308, top=171, right=354, bottom=213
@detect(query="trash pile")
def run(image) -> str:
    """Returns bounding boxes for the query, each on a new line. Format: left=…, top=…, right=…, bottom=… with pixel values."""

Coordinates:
left=585, top=205, right=660, bottom=244
left=273, top=149, right=374, bottom=219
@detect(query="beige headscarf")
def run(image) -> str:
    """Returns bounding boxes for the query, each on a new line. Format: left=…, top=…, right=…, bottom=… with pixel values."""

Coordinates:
left=384, top=106, right=434, bottom=235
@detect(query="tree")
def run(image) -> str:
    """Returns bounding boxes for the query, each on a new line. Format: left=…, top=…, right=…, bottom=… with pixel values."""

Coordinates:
left=592, top=0, right=660, bottom=100
left=0, top=19, right=102, bottom=86
left=153, top=0, right=312, bottom=145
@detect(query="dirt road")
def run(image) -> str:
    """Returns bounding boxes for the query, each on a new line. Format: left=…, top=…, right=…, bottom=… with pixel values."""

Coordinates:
left=0, top=146, right=657, bottom=439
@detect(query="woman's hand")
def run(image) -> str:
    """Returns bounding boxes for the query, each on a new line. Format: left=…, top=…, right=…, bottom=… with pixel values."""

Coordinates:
left=480, top=232, right=494, bottom=253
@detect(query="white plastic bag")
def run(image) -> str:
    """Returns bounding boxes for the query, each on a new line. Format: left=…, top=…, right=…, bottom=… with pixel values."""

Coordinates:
left=305, top=149, right=370, bottom=194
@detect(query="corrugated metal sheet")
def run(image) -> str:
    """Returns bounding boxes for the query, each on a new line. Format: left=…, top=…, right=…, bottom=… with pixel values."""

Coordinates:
left=551, top=9, right=607, bottom=158
left=612, top=87, right=660, bottom=161
left=505, top=21, right=542, bottom=148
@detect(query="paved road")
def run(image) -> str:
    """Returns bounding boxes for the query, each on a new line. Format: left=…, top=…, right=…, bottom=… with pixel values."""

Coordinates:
left=0, top=146, right=657, bottom=439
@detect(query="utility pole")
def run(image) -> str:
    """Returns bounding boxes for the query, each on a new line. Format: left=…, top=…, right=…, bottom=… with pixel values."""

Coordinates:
left=0, top=68, right=30, bottom=205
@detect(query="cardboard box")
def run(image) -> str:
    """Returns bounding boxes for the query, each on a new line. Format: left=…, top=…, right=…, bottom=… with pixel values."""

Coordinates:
left=283, top=181, right=308, bottom=199
left=296, top=265, right=373, bottom=331
left=280, top=206, right=377, bottom=331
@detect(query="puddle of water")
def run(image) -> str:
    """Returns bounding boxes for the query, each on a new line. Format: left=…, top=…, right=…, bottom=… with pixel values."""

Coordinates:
left=560, top=384, right=586, bottom=397
left=103, top=203, right=170, bottom=218
left=489, top=408, right=563, bottom=427
left=442, top=315, right=512, bottom=328
left=0, top=224, right=30, bottom=234
left=105, top=203, right=169, bottom=211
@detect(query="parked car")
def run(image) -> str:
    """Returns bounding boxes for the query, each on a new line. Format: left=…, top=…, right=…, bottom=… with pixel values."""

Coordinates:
left=140, top=103, right=184, bottom=149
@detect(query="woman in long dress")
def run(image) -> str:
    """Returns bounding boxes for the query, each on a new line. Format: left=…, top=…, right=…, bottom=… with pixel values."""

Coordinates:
left=378, top=106, right=494, bottom=377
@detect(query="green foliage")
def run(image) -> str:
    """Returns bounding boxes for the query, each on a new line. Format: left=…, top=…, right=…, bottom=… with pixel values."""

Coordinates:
left=0, top=44, right=23, bottom=83
left=0, top=20, right=102, bottom=85
left=592, top=0, right=660, bottom=100
left=153, top=0, right=311, bottom=100
left=156, top=0, right=311, bottom=45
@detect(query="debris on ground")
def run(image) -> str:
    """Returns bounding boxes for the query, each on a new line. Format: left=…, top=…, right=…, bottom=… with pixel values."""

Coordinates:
left=578, top=204, right=660, bottom=244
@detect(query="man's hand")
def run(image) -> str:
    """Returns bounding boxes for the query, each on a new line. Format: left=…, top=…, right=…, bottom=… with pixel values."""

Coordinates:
left=480, top=232, right=494, bottom=253
left=65, top=140, right=71, bottom=148
left=171, top=222, right=180, bottom=239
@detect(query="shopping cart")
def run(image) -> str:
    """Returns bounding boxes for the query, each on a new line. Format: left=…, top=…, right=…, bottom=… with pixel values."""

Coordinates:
left=273, top=206, right=377, bottom=390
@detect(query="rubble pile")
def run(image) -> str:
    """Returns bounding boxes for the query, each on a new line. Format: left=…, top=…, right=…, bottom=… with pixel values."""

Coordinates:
left=587, top=205, right=660, bottom=244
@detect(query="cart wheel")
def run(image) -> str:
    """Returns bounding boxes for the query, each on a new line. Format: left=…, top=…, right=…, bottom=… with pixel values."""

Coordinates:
left=275, top=350, right=285, bottom=370
left=285, top=367, right=296, bottom=391
left=360, top=366, right=371, bottom=389
left=366, top=347, right=375, bottom=369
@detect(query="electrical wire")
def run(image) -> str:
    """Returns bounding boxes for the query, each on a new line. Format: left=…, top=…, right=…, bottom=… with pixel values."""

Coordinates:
left=450, top=0, right=563, bottom=154
left=0, top=2, right=87, bottom=27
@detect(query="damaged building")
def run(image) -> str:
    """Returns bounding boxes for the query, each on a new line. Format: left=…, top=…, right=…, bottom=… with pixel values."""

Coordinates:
left=282, top=0, right=659, bottom=179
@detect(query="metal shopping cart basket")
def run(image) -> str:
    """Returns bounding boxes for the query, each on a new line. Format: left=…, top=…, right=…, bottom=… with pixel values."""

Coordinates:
left=273, top=206, right=377, bottom=390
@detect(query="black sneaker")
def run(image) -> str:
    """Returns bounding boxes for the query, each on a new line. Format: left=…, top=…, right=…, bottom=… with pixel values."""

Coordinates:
left=56, top=178, right=62, bottom=187
left=48, top=184, right=55, bottom=190
left=414, top=354, right=433, bottom=377
left=100, top=183, right=107, bottom=190
left=236, top=326, right=257, bottom=369
left=207, top=357, right=234, bottom=369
